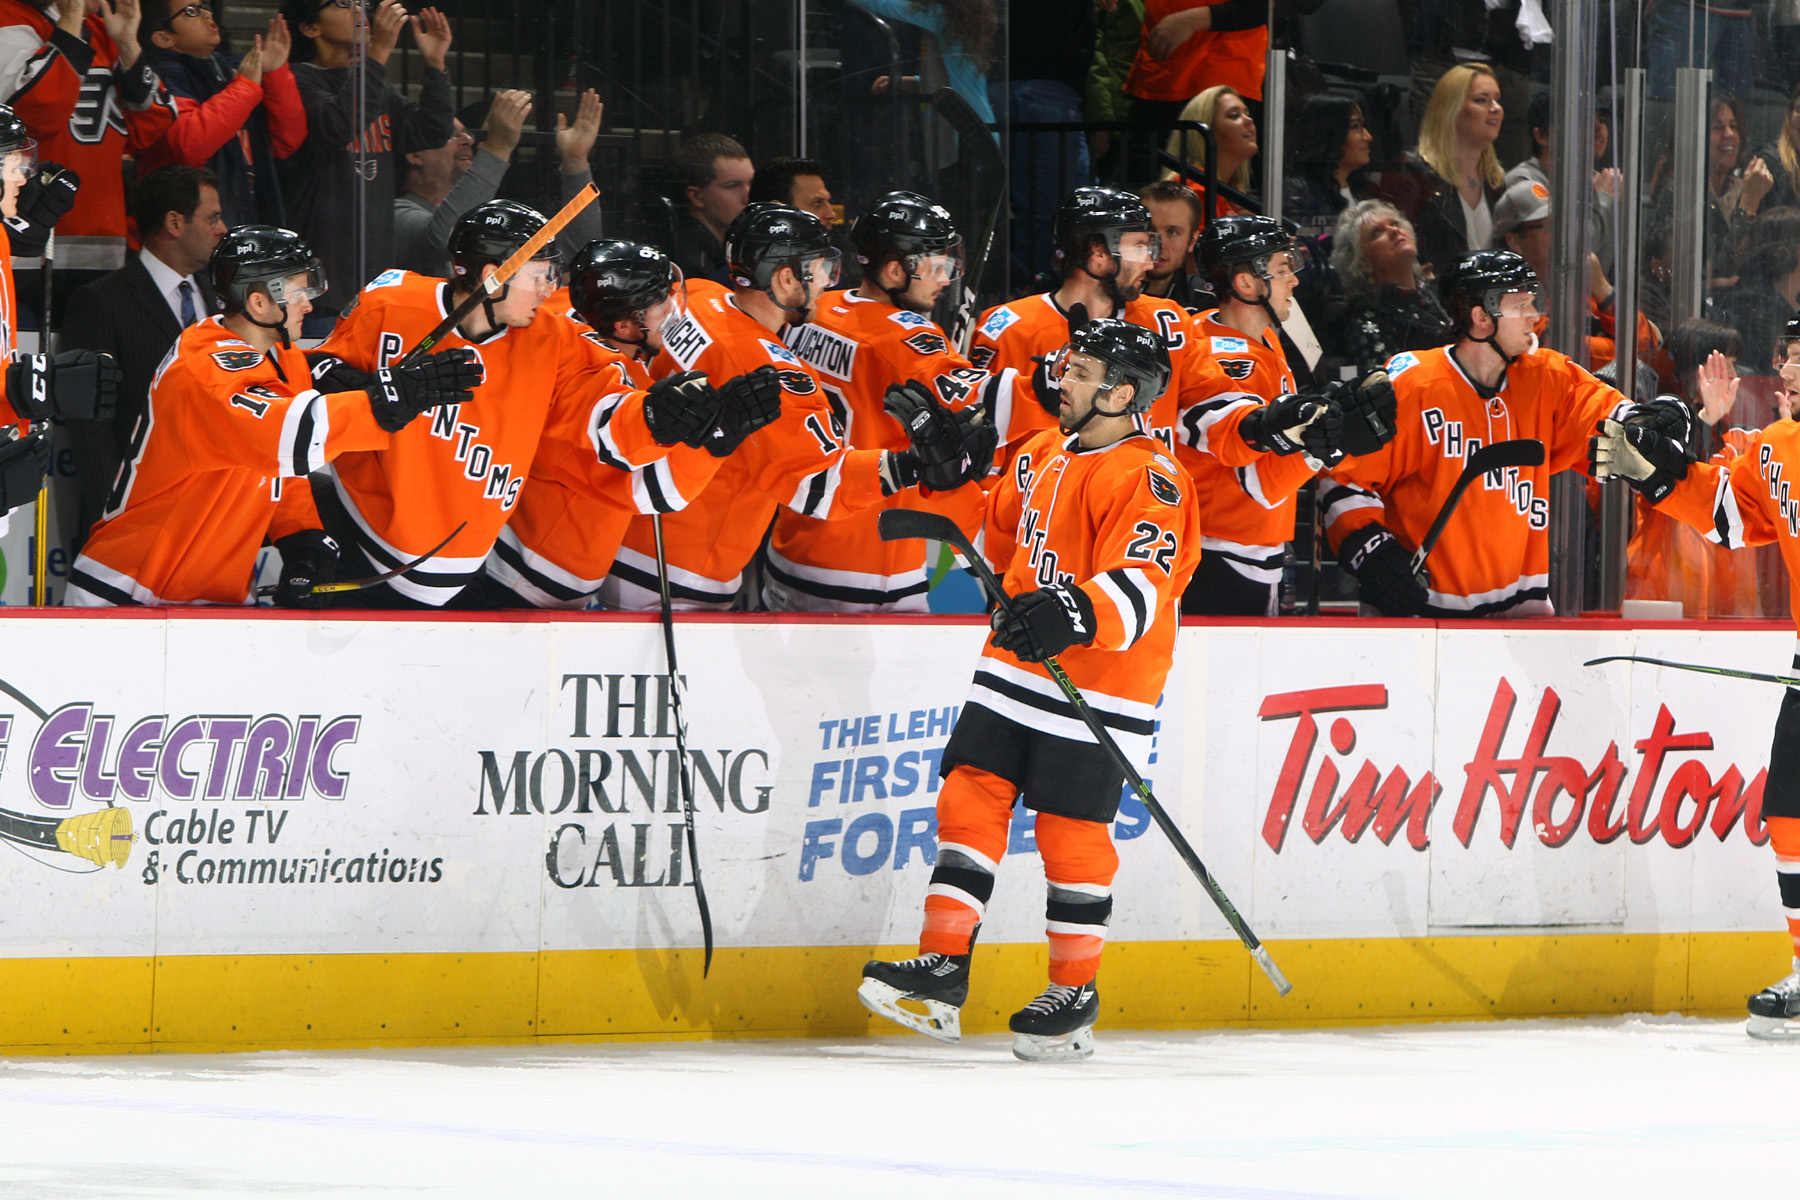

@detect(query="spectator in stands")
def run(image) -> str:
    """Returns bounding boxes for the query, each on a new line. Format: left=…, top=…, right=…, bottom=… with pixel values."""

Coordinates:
left=1160, top=84, right=1255, bottom=216
left=277, top=0, right=454, bottom=327
left=668, top=132, right=753, bottom=285
left=1284, top=93, right=1373, bottom=347
left=1504, top=92, right=1617, bottom=273
left=1751, top=83, right=1800, bottom=218
left=1624, top=319, right=1757, bottom=618
left=1404, top=0, right=1538, bottom=167
left=137, top=3, right=304, bottom=228
left=1137, top=178, right=1206, bottom=311
left=1332, top=199, right=1453, bottom=376
left=1653, top=95, right=1769, bottom=293
left=1124, top=0, right=1266, bottom=183
left=62, top=165, right=223, bottom=545
left=748, top=155, right=836, bottom=225
left=393, top=88, right=604, bottom=278
left=1084, top=0, right=1143, bottom=178
left=850, top=0, right=997, bottom=128
left=1645, top=0, right=1751, bottom=102
left=989, top=0, right=1094, bottom=283
left=1381, top=62, right=1504, bottom=279
left=0, top=0, right=175, bottom=321
left=1708, top=207, right=1800, bottom=378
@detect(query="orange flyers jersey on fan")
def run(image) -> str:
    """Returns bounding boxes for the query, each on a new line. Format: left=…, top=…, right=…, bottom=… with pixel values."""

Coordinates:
left=1176, top=311, right=1319, bottom=584
left=314, top=269, right=654, bottom=606
left=768, top=288, right=1007, bottom=611
left=969, top=291, right=1198, bottom=458
left=1655, top=422, right=1800, bottom=629
left=606, top=289, right=888, bottom=609
left=67, top=317, right=389, bottom=605
left=1322, top=345, right=1628, bottom=616
left=972, top=427, right=1200, bottom=770
left=487, top=335, right=722, bottom=607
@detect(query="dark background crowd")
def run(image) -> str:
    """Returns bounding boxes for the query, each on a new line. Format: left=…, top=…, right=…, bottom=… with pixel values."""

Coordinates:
left=10, top=0, right=1800, bottom=617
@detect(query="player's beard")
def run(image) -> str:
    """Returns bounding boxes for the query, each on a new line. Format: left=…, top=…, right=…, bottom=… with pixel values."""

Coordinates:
left=1101, top=269, right=1142, bottom=308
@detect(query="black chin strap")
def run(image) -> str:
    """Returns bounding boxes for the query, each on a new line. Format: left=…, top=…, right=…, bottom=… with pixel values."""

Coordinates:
left=1228, top=275, right=1284, bottom=336
left=245, top=304, right=291, bottom=351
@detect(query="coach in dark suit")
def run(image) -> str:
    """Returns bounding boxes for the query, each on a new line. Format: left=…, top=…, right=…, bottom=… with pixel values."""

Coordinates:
left=62, top=166, right=227, bottom=546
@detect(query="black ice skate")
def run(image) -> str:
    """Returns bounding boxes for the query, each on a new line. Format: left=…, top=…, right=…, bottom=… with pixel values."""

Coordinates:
left=858, top=952, right=970, bottom=1043
left=1747, top=957, right=1800, bottom=1040
left=1008, top=981, right=1098, bottom=1062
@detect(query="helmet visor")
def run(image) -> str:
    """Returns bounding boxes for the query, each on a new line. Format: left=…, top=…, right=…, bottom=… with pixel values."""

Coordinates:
left=911, top=238, right=965, bottom=286
left=640, top=262, right=688, bottom=339
left=1046, top=345, right=1114, bottom=392
left=512, top=259, right=563, bottom=294
left=804, top=248, right=842, bottom=292
left=0, top=137, right=37, bottom=187
left=1495, top=290, right=1540, bottom=320
left=270, top=259, right=328, bottom=304
left=1114, top=231, right=1162, bottom=266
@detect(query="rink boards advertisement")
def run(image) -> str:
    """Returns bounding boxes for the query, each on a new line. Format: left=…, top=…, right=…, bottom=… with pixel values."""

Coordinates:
left=0, top=613, right=1787, bottom=1051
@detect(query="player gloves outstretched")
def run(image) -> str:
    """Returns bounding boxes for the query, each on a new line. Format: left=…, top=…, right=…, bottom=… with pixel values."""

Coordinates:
left=879, top=378, right=997, bottom=495
left=366, top=347, right=485, bottom=432
left=990, top=582, right=1097, bottom=662
left=7, top=349, right=121, bottom=421
left=643, top=370, right=724, bottom=448
left=705, top=365, right=784, bottom=458
left=1240, top=392, right=1343, bottom=461
left=1337, top=524, right=1430, bottom=616
left=1334, top=370, right=1397, bottom=457
left=270, top=530, right=341, bottom=609
left=1589, top=416, right=1692, bottom=504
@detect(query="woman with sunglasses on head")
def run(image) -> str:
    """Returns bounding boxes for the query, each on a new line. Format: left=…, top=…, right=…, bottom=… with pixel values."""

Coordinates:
left=134, top=0, right=304, bottom=228
left=276, top=0, right=454, bottom=331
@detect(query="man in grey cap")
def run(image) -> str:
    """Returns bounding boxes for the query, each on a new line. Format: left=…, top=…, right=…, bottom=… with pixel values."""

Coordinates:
left=1504, top=93, right=1618, bottom=272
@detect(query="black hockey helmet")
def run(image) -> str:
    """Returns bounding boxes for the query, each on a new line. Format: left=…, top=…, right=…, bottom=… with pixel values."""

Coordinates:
left=568, top=239, right=682, bottom=331
left=212, top=225, right=325, bottom=314
left=852, top=190, right=962, bottom=273
left=1199, top=214, right=1300, bottom=291
left=1049, top=317, right=1171, bottom=415
left=1438, top=249, right=1539, bottom=336
left=724, top=201, right=841, bottom=317
left=1053, top=186, right=1157, bottom=272
left=1777, top=313, right=1800, bottom=364
left=0, top=103, right=36, bottom=186
left=448, top=199, right=563, bottom=287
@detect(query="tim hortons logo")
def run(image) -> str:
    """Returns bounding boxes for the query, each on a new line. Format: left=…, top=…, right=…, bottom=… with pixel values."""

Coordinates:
left=1258, top=679, right=1766, bottom=853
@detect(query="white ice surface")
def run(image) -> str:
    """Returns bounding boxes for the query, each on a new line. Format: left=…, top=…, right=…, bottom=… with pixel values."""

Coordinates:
left=0, top=1016, right=1789, bottom=1198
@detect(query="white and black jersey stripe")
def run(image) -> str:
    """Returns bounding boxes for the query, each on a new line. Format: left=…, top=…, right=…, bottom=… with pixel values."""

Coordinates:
left=314, top=472, right=487, bottom=606
left=790, top=458, right=844, bottom=518
left=1200, top=537, right=1286, bottom=584
left=598, top=544, right=740, bottom=611
left=1178, top=394, right=1256, bottom=453
left=1704, top=467, right=1747, bottom=549
left=590, top=390, right=661, bottom=473
left=1320, top=481, right=1385, bottom=528
left=630, top=459, right=690, bottom=516
left=761, top=545, right=931, bottom=612
left=966, top=655, right=1157, bottom=772
left=1089, top=567, right=1157, bottom=648
left=276, top=390, right=331, bottom=478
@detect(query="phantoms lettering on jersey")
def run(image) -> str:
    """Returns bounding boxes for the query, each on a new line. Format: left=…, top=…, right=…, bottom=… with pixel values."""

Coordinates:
left=1322, top=345, right=1628, bottom=616
left=67, top=317, right=390, bottom=605
left=314, top=269, right=659, bottom=606
left=970, top=291, right=1197, bottom=454
left=767, top=289, right=1007, bottom=611
left=485, top=330, right=722, bottom=608
left=603, top=288, right=889, bottom=610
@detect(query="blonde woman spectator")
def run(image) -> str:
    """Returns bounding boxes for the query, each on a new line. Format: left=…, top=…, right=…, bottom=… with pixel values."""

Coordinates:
left=1752, top=83, right=1800, bottom=216
left=1160, top=84, right=1254, bottom=216
left=1380, top=62, right=1504, bottom=278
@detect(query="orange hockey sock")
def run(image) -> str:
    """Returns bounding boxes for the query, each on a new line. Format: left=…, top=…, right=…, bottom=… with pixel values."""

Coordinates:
left=1770, top=815, right=1800, bottom=958
left=1036, top=812, right=1119, bottom=987
left=919, top=766, right=1017, bottom=957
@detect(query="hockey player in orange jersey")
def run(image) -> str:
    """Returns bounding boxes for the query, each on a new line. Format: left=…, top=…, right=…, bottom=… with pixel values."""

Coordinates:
left=313, top=201, right=725, bottom=608
left=860, top=319, right=1200, bottom=1063
left=482, top=239, right=776, bottom=607
left=970, top=186, right=1199, bottom=457
left=600, top=202, right=994, bottom=610
left=67, top=226, right=479, bottom=605
left=1322, top=250, right=1635, bottom=616
left=768, top=190, right=1008, bottom=611
left=1175, top=215, right=1396, bottom=615
left=1592, top=320, right=1800, bottom=1039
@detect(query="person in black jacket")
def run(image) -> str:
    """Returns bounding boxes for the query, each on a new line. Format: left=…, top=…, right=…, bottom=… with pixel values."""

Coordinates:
left=1378, top=61, right=1505, bottom=279
left=276, top=0, right=454, bottom=329
left=1331, top=198, right=1453, bottom=376
left=1283, top=93, right=1374, bottom=358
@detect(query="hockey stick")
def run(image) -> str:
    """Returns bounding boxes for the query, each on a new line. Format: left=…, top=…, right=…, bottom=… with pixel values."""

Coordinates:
left=652, top=512, right=714, bottom=976
left=877, top=507, right=1293, bottom=996
left=255, top=521, right=467, bottom=598
left=1411, top=439, right=1546, bottom=573
left=925, top=88, right=1006, bottom=353
left=32, top=230, right=52, bottom=606
left=1584, top=655, right=1800, bottom=687
left=399, top=183, right=600, bottom=366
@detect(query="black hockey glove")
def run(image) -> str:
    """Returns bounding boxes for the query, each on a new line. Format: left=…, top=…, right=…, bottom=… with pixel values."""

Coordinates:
left=1620, top=395, right=1694, bottom=444
left=1589, top=416, right=1691, bottom=504
left=954, top=404, right=999, bottom=482
left=365, top=348, right=484, bottom=433
left=271, top=529, right=340, bottom=609
left=1239, top=393, right=1341, bottom=461
left=0, top=426, right=48, bottom=516
left=881, top=378, right=981, bottom=494
left=990, top=583, right=1097, bottom=663
left=642, top=369, right=724, bottom=448
left=3, top=162, right=78, bottom=256
left=1336, top=370, right=1397, bottom=457
left=306, top=351, right=374, bottom=394
left=706, top=365, right=783, bottom=458
left=1029, top=355, right=1060, bottom=417
left=6, top=349, right=120, bottom=421
left=1337, top=523, right=1430, bottom=617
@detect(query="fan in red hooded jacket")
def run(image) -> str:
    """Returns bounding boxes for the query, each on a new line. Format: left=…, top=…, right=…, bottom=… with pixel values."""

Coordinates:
left=0, top=0, right=175, bottom=273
